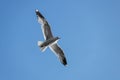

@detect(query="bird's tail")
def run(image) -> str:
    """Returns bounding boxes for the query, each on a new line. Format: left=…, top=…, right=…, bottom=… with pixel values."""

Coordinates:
left=38, top=41, right=47, bottom=52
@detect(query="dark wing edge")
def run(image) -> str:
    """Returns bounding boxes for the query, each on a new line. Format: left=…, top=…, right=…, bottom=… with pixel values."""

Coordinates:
left=43, top=23, right=53, bottom=40
left=50, top=43, right=67, bottom=66
left=35, top=9, right=53, bottom=40
left=35, top=9, right=45, bottom=20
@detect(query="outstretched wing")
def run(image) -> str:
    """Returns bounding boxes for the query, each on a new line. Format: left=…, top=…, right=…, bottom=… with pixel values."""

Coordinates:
left=49, top=43, right=67, bottom=66
left=35, top=9, right=53, bottom=40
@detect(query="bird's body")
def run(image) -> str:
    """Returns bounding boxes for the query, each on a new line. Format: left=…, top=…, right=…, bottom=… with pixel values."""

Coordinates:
left=39, top=37, right=59, bottom=48
left=35, top=9, right=67, bottom=66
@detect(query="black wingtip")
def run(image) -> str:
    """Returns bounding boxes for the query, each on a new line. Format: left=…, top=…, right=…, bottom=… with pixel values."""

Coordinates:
left=35, top=9, right=45, bottom=19
left=62, top=57, right=67, bottom=66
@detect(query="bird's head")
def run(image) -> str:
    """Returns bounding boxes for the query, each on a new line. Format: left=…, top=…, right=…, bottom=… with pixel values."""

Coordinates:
left=56, top=37, right=60, bottom=39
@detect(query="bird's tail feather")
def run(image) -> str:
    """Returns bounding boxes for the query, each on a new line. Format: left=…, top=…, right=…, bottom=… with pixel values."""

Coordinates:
left=38, top=41, right=47, bottom=52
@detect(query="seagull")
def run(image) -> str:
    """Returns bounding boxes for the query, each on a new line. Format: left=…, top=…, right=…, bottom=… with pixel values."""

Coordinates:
left=35, top=9, right=67, bottom=66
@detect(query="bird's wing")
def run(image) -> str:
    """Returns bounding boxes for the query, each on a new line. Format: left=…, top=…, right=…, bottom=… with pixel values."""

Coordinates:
left=49, top=43, right=67, bottom=66
left=35, top=9, right=53, bottom=40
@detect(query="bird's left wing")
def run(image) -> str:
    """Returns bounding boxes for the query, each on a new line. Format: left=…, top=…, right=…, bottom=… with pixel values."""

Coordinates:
left=35, top=9, right=53, bottom=40
left=49, top=43, right=67, bottom=66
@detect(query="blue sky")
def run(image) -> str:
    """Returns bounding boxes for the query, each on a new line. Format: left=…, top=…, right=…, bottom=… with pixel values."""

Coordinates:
left=0, top=0, right=120, bottom=80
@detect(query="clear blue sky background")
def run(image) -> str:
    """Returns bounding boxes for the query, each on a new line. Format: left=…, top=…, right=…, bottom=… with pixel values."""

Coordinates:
left=0, top=0, right=120, bottom=80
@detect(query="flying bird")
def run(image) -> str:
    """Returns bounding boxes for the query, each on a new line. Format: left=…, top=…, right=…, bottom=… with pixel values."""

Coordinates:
left=35, top=9, right=67, bottom=66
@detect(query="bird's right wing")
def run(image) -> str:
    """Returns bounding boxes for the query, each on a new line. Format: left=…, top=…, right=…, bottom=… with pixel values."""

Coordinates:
left=35, top=9, right=53, bottom=40
left=49, top=43, right=67, bottom=66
